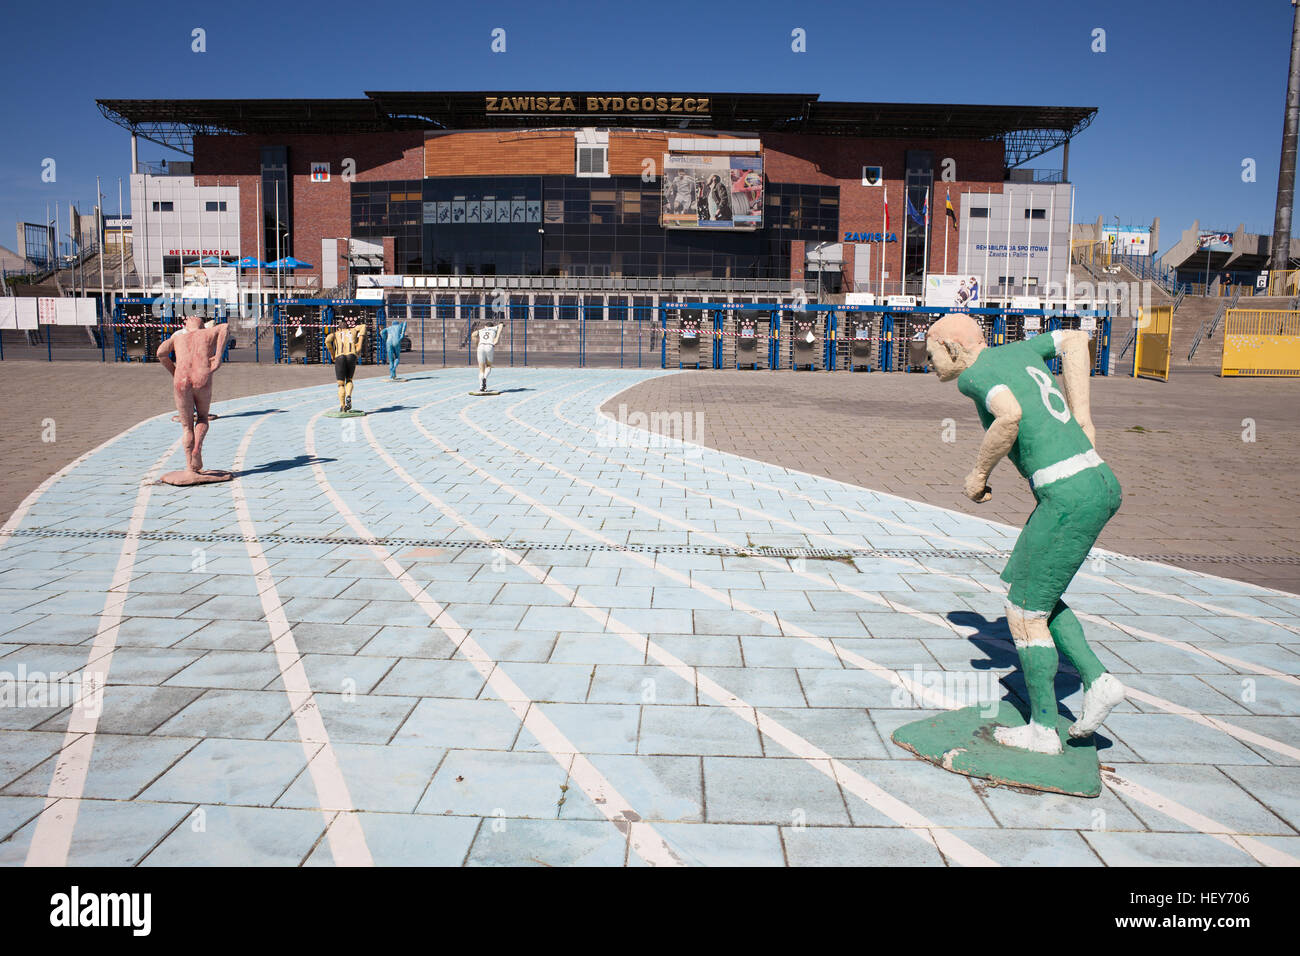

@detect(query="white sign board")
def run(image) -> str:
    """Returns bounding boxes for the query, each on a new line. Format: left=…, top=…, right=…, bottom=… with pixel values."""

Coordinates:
left=923, top=275, right=982, bottom=308
left=76, top=299, right=98, bottom=326
left=37, top=297, right=58, bottom=325
left=1011, top=296, right=1042, bottom=310
left=1080, top=317, right=1097, bottom=332
left=55, top=299, right=78, bottom=325
left=844, top=292, right=876, bottom=306
left=0, top=299, right=15, bottom=329
left=886, top=295, right=916, bottom=307
left=16, top=299, right=38, bottom=329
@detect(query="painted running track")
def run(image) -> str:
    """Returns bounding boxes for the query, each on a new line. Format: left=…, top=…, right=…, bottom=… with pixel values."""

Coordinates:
left=0, top=368, right=1297, bottom=866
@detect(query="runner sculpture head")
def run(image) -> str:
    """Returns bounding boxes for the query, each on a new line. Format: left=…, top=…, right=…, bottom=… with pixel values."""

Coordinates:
left=925, top=313, right=986, bottom=382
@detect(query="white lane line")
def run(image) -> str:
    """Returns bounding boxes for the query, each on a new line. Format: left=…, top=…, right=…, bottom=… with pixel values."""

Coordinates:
left=562, top=388, right=1300, bottom=636
left=24, top=435, right=182, bottom=866
left=231, top=403, right=374, bottom=867
left=594, top=382, right=1300, bottom=600
left=399, top=398, right=998, bottom=868
left=307, top=406, right=683, bottom=867
left=1101, top=772, right=1298, bottom=867
left=455, top=381, right=1298, bottom=867
left=542, top=389, right=1300, bottom=696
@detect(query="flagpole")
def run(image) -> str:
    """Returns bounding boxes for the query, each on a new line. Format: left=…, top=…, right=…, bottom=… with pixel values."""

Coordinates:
left=1046, top=187, right=1056, bottom=305
left=901, top=188, right=908, bottom=297
left=943, top=190, right=950, bottom=277
left=117, top=178, right=126, bottom=296
left=1024, top=189, right=1033, bottom=293
left=983, top=188, right=991, bottom=300
left=961, top=191, right=969, bottom=276
left=880, top=186, right=887, bottom=297
left=1004, top=186, right=1013, bottom=301
left=256, top=175, right=264, bottom=322
left=97, top=177, right=106, bottom=322
left=1067, top=185, right=1076, bottom=307
left=921, top=187, right=931, bottom=300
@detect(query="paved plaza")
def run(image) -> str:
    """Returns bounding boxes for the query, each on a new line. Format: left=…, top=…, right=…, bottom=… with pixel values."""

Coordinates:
left=0, top=365, right=1298, bottom=866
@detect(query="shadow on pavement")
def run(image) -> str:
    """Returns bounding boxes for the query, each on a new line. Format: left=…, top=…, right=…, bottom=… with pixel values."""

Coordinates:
left=236, top=454, right=336, bottom=477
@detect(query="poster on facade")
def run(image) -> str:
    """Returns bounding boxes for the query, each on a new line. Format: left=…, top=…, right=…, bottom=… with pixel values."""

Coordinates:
left=923, top=274, right=981, bottom=308
left=466, top=201, right=481, bottom=223
left=182, top=266, right=209, bottom=298
left=310, top=162, right=330, bottom=183
left=661, top=153, right=763, bottom=230
left=544, top=200, right=563, bottom=223
left=1102, top=225, right=1150, bottom=256
left=526, top=200, right=541, bottom=223
left=451, top=200, right=466, bottom=224
left=497, top=200, right=512, bottom=223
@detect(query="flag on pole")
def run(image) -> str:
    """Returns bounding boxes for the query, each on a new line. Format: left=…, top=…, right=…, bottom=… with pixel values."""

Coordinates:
left=906, top=194, right=924, bottom=228
left=946, top=190, right=957, bottom=232
left=923, top=192, right=930, bottom=228
left=883, top=187, right=889, bottom=232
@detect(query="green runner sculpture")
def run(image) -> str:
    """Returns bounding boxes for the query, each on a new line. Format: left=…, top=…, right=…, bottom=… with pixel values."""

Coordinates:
left=891, top=313, right=1126, bottom=797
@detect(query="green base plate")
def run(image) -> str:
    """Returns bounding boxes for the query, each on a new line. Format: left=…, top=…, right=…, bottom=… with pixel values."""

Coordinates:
left=891, top=701, right=1101, bottom=797
left=468, top=390, right=500, bottom=396
left=325, top=410, right=367, bottom=418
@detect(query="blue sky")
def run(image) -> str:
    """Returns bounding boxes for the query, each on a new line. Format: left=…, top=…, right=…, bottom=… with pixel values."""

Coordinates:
left=1, top=0, right=1294, bottom=258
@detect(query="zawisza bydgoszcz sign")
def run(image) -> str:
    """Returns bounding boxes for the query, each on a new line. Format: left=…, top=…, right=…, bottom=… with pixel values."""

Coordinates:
left=485, top=95, right=711, bottom=115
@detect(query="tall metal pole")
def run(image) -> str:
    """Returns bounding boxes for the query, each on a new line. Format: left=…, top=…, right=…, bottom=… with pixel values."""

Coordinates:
left=117, top=178, right=126, bottom=296
left=1270, top=0, right=1300, bottom=277
left=983, top=187, right=991, bottom=300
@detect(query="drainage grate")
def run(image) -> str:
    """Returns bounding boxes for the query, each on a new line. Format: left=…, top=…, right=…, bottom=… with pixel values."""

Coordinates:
left=3, top=527, right=1298, bottom=565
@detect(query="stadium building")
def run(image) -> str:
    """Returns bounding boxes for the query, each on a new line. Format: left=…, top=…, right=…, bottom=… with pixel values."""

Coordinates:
left=98, top=91, right=1096, bottom=309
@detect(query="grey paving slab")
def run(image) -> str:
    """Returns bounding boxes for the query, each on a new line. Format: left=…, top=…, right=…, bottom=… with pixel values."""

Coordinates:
left=3, top=367, right=1299, bottom=866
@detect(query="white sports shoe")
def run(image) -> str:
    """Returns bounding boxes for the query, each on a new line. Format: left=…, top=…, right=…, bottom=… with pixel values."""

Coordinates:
left=1069, top=673, right=1126, bottom=738
left=993, top=721, right=1062, bottom=755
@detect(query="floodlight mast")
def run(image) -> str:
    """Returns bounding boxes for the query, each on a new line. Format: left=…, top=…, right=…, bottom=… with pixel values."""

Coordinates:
left=1270, top=0, right=1300, bottom=275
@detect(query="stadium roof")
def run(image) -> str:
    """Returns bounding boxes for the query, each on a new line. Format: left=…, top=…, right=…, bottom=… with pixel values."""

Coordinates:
left=97, top=92, right=1096, bottom=169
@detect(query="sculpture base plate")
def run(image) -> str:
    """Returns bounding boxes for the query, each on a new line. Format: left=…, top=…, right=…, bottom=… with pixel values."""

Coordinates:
left=170, top=413, right=220, bottom=423
left=891, top=701, right=1101, bottom=797
left=160, top=469, right=233, bottom=487
left=325, top=410, right=367, bottom=418
left=468, top=390, right=500, bottom=397
left=386, top=377, right=407, bottom=383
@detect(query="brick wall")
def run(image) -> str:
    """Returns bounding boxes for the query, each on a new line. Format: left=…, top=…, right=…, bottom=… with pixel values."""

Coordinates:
left=195, top=132, right=423, bottom=283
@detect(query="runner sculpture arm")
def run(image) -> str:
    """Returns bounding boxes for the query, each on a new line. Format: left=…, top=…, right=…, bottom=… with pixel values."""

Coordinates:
left=1054, top=329, right=1096, bottom=449
left=966, top=388, right=1021, bottom=502
left=210, top=325, right=228, bottom=372
left=156, top=334, right=177, bottom=375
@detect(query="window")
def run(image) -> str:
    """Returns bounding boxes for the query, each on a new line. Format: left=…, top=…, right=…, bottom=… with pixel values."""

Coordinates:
left=204, top=201, right=227, bottom=212
left=152, top=201, right=174, bottom=212
left=969, top=206, right=989, bottom=218
left=576, top=146, right=608, bottom=177
left=1024, top=208, right=1047, bottom=220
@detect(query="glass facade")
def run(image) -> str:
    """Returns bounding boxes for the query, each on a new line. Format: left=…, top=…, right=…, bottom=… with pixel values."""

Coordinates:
left=351, top=175, right=838, bottom=278
left=903, top=149, right=934, bottom=293
left=261, top=146, right=290, bottom=265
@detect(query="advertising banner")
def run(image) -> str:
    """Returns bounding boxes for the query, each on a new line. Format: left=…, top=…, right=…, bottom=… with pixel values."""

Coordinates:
left=661, top=153, right=764, bottom=230
left=922, top=275, right=982, bottom=308
left=1102, top=225, right=1150, bottom=256
left=1197, top=232, right=1233, bottom=252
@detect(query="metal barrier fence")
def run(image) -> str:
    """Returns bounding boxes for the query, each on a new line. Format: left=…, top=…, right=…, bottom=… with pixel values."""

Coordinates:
left=1220, top=309, right=1300, bottom=377
left=1133, top=306, right=1173, bottom=382
left=4, top=295, right=1113, bottom=377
